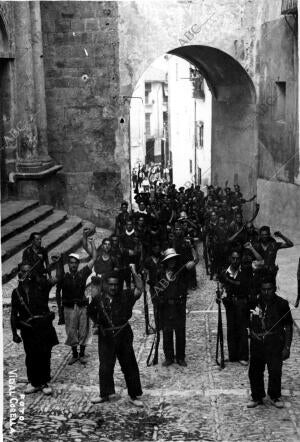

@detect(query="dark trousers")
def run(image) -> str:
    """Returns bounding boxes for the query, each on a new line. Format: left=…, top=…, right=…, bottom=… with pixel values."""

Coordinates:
left=188, top=267, right=197, bottom=289
left=98, top=325, right=142, bottom=399
left=163, top=327, right=186, bottom=361
left=249, top=338, right=284, bottom=401
left=120, top=268, right=131, bottom=289
left=224, top=298, right=249, bottom=361
left=23, top=340, right=52, bottom=387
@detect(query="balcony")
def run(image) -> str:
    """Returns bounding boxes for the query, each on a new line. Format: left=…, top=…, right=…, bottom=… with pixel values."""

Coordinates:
left=281, top=0, right=297, bottom=15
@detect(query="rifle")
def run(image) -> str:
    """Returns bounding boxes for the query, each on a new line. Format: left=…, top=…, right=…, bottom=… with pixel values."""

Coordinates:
left=202, top=228, right=210, bottom=275
left=142, top=271, right=151, bottom=335
left=146, top=298, right=160, bottom=366
left=215, top=281, right=225, bottom=369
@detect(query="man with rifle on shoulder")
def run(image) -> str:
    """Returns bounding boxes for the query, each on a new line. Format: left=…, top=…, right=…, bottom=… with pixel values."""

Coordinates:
left=10, top=259, right=60, bottom=395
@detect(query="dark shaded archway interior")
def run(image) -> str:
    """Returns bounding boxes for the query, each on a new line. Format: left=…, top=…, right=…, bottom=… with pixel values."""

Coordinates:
left=168, top=45, right=256, bottom=104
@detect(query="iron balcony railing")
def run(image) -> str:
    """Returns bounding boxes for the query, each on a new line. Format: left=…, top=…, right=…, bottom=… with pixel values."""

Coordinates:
left=281, top=0, right=297, bottom=14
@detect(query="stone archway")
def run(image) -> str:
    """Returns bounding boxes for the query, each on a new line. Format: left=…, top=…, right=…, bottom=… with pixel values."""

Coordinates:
left=169, top=45, right=257, bottom=198
left=123, top=45, right=257, bottom=210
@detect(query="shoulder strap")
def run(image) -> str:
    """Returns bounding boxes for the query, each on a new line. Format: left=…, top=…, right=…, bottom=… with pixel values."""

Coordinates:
left=14, top=286, right=34, bottom=319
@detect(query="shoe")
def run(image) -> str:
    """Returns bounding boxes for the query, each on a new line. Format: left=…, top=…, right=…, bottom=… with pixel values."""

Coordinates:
left=24, top=384, right=40, bottom=394
left=177, top=360, right=187, bottom=367
left=269, top=398, right=284, bottom=408
left=162, top=359, right=173, bottom=367
left=79, top=355, right=88, bottom=365
left=239, top=360, right=249, bottom=366
left=247, top=399, right=263, bottom=408
left=91, top=396, right=109, bottom=404
left=68, top=356, right=78, bottom=365
left=109, top=393, right=121, bottom=400
left=128, top=397, right=144, bottom=408
left=41, top=384, right=52, bottom=395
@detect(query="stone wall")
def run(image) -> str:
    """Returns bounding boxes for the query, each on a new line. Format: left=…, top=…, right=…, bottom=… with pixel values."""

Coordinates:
left=256, top=0, right=299, bottom=232
left=257, top=1, right=298, bottom=183
left=40, top=1, right=120, bottom=228
left=256, top=178, right=300, bottom=235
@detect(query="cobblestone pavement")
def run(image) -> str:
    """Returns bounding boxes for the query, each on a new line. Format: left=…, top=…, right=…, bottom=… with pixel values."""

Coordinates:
left=3, top=258, right=300, bottom=441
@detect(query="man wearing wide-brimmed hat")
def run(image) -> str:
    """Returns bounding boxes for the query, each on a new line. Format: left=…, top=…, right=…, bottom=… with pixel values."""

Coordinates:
left=155, top=248, right=196, bottom=367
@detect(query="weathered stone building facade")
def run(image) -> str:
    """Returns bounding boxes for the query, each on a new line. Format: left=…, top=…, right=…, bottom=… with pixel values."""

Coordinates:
left=0, top=0, right=298, bottom=230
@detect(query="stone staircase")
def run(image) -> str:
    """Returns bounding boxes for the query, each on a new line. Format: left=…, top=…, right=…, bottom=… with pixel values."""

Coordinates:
left=1, top=200, right=111, bottom=305
left=1, top=200, right=83, bottom=299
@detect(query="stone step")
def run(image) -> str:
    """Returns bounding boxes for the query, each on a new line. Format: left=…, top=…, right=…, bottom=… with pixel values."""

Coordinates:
left=1, top=227, right=111, bottom=305
left=2, top=216, right=82, bottom=284
left=1, top=210, right=68, bottom=261
left=1, top=205, right=54, bottom=242
left=1, top=200, right=39, bottom=226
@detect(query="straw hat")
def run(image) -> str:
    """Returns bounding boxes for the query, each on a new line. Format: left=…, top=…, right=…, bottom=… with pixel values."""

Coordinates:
left=161, top=248, right=180, bottom=262
left=178, top=211, right=188, bottom=221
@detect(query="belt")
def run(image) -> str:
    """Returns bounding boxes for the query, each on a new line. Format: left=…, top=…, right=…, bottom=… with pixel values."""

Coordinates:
left=63, top=300, right=88, bottom=307
left=103, top=322, right=129, bottom=336
left=166, top=299, right=185, bottom=305
left=250, top=331, right=280, bottom=339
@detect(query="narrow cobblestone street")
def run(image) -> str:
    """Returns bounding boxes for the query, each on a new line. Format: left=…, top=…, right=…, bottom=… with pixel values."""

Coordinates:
left=3, top=258, right=300, bottom=442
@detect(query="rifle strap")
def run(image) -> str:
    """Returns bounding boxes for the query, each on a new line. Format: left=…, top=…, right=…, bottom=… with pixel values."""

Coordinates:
left=15, top=286, right=34, bottom=320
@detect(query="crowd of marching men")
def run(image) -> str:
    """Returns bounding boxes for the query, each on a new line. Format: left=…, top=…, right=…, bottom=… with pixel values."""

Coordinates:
left=10, top=181, right=299, bottom=409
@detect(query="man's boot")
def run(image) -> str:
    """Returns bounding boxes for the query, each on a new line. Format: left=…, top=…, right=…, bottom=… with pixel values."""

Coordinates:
left=79, top=345, right=88, bottom=365
left=68, top=346, right=79, bottom=365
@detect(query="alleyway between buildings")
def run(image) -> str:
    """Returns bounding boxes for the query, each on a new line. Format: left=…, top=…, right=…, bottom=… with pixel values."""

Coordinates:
left=3, top=255, right=300, bottom=442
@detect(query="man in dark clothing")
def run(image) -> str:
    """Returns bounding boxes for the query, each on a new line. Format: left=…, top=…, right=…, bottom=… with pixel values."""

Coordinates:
left=11, top=262, right=58, bottom=395
left=115, top=201, right=131, bottom=236
left=93, top=238, right=118, bottom=280
left=119, top=219, right=141, bottom=288
left=155, top=248, right=196, bottom=367
left=247, top=277, right=293, bottom=408
left=88, top=268, right=144, bottom=407
left=256, top=227, right=294, bottom=277
left=22, top=232, right=50, bottom=277
left=220, top=250, right=250, bottom=365
left=57, top=232, right=97, bottom=365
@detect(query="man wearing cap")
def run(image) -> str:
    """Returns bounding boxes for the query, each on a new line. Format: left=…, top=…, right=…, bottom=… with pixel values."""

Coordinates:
left=87, top=267, right=144, bottom=407
left=57, top=231, right=97, bottom=365
left=155, top=248, right=196, bottom=367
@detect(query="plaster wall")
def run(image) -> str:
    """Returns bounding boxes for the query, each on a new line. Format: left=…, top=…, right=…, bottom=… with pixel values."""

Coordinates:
left=168, top=56, right=195, bottom=187
left=196, top=80, right=212, bottom=187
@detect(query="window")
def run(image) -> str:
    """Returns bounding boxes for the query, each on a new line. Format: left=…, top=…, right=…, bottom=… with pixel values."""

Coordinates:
left=145, top=113, right=151, bottom=137
left=198, top=167, right=202, bottom=185
left=145, top=82, right=152, bottom=105
left=190, top=68, right=205, bottom=99
left=189, top=159, right=193, bottom=173
left=163, top=83, right=168, bottom=104
left=196, top=121, right=204, bottom=148
left=274, top=81, right=286, bottom=122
